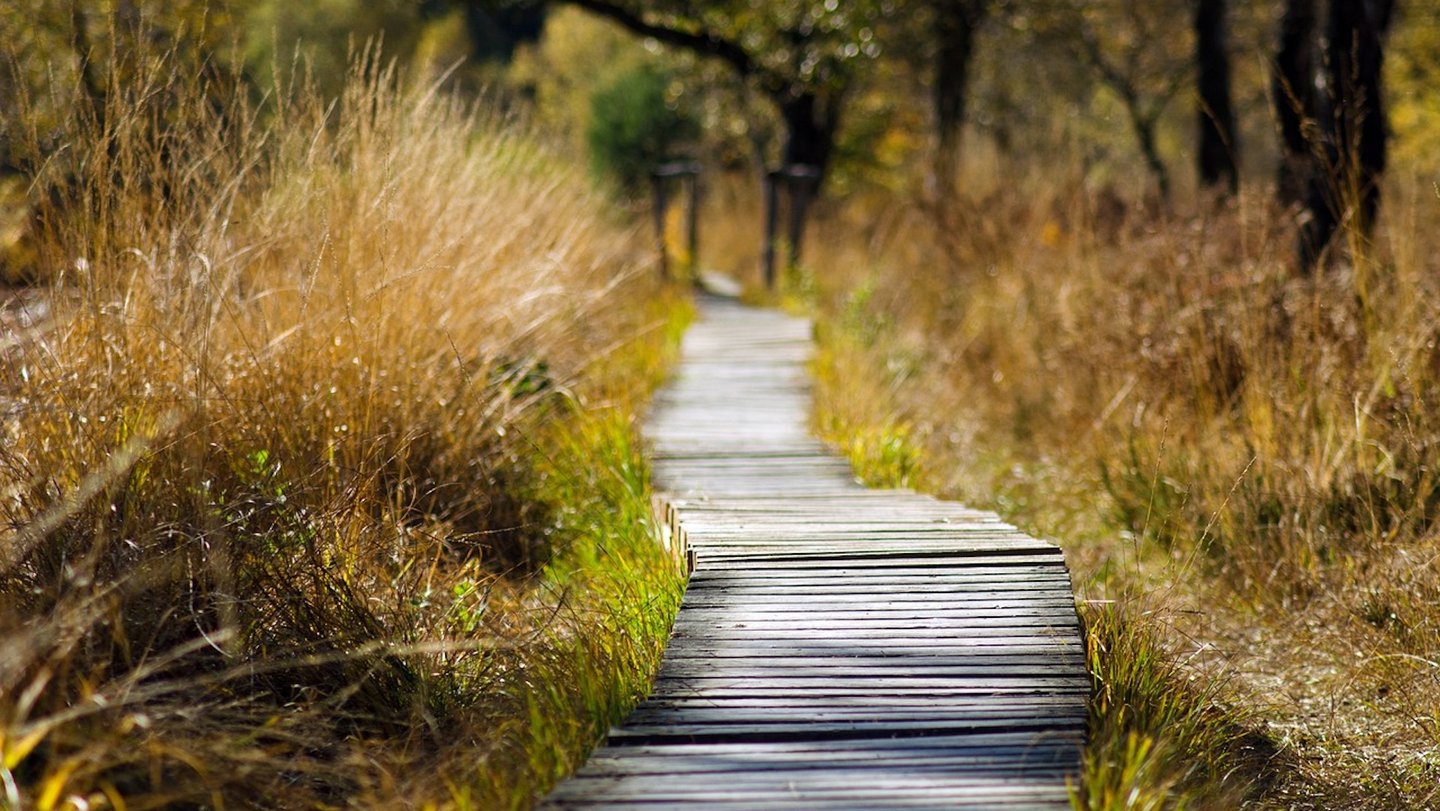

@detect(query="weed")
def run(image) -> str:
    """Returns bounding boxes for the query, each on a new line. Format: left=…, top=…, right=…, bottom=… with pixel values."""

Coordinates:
left=1078, top=604, right=1283, bottom=809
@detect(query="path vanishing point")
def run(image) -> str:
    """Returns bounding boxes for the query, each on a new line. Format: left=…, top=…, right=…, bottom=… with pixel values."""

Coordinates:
left=542, top=295, right=1088, bottom=809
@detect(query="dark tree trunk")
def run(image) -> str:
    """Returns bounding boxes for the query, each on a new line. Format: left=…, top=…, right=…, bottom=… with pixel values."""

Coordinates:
left=69, top=3, right=108, bottom=129
left=771, top=85, right=850, bottom=273
left=1195, top=0, right=1238, bottom=194
left=1297, top=0, right=1395, bottom=272
left=933, top=0, right=986, bottom=191
left=775, top=90, right=838, bottom=270
left=1273, top=0, right=1318, bottom=206
left=778, top=90, right=841, bottom=187
left=1134, top=112, right=1171, bottom=202
left=1331, top=0, right=1392, bottom=231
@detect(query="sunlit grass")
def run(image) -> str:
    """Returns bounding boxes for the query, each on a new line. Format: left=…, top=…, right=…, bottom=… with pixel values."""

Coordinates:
left=0, top=50, right=687, bottom=808
left=1077, top=604, right=1281, bottom=810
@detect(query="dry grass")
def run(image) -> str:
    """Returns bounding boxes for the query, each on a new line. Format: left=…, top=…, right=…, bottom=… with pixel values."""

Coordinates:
left=0, top=51, right=685, bottom=809
left=702, top=152, right=1440, bottom=807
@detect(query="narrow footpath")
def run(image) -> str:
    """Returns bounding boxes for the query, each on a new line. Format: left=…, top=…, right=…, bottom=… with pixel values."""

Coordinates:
left=542, top=296, right=1087, bottom=809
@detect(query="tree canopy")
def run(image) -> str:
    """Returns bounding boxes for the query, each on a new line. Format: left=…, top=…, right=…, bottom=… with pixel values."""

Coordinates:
left=4, top=0, right=1439, bottom=273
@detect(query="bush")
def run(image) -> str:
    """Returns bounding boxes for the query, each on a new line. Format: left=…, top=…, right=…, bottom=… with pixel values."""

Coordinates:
left=585, top=64, right=697, bottom=192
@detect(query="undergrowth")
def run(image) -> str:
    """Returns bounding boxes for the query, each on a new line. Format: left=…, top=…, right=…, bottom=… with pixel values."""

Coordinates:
left=1078, top=605, right=1281, bottom=810
left=0, top=48, right=688, bottom=809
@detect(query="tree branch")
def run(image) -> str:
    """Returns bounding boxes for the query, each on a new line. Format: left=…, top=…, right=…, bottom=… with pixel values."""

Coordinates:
left=564, top=0, right=788, bottom=93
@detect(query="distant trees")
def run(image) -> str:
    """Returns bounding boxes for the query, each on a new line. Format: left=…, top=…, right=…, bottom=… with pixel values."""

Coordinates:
left=1282, top=0, right=1397, bottom=271
left=1, top=0, right=241, bottom=164
left=3, top=0, right=1417, bottom=280
left=931, top=0, right=989, bottom=189
left=563, top=0, right=889, bottom=189
left=1195, top=0, right=1238, bottom=195
left=1059, top=2, right=1191, bottom=201
left=1273, top=0, right=1319, bottom=206
left=0, top=0, right=248, bottom=280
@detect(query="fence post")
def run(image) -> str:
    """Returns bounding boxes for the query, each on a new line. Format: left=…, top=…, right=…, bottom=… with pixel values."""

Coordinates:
left=651, top=173, right=669, bottom=278
left=685, top=172, right=701, bottom=285
left=786, top=169, right=817, bottom=270
left=761, top=164, right=819, bottom=290
left=762, top=169, right=780, bottom=289
left=653, top=161, right=702, bottom=283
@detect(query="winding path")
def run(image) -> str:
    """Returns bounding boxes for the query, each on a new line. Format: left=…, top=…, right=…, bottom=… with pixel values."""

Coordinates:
left=542, top=296, right=1087, bottom=809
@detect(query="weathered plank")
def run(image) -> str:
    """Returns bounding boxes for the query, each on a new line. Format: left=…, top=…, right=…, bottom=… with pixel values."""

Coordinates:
left=540, top=295, right=1086, bottom=809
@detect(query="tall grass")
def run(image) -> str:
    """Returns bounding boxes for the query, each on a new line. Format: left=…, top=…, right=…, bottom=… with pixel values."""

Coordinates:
left=729, top=149, right=1440, bottom=806
left=0, top=51, right=684, bottom=808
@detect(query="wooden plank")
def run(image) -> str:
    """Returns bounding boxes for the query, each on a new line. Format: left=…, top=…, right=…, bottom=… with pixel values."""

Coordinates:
left=646, top=677, right=1090, bottom=698
left=645, top=676, right=1091, bottom=691
left=586, top=732, right=1082, bottom=758
left=550, top=776, right=1077, bottom=796
left=701, top=553, right=1069, bottom=569
left=621, top=704, right=1087, bottom=724
left=683, top=582, right=1077, bottom=595
left=655, top=653, right=1088, bottom=669
left=683, top=586, right=1078, bottom=599
left=665, top=628, right=1079, bottom=642
left=653, top=636, right=1085, bottom=653
left=688, top=567, right=1069, bottom=581
left=658, top=644, right=1085, bottom=658
left=546, top=779, right=1076, bottom=801
left=571, top=757, right=1075, bottom=779
left=631, top=695, right=1087, bottom=710
left=674, top=604, right=1079, bottom=619
left=677, top=600, right=1082, bottom=613
left=670, top=619, right=1081, bottom=633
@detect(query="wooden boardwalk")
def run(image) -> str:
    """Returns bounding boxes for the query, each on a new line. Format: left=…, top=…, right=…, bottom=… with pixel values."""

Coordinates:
left=542, top=296, right=1087, bottom=809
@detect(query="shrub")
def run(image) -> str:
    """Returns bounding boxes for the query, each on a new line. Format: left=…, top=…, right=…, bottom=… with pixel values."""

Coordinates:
left=585, top=64, right=697, bottom=192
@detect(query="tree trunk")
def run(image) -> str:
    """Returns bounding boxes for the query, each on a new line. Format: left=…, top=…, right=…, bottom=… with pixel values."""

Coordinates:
left=1195, top=0, right=1238, bottom=194
left=778, top=89, right=841, bottom=186
left=1135, top=113, right=1171, bottom=202
left=1331, top=0, right=1392, bottom=231
left=933, top=0, right=986, bottom=193
left=771, top=87, right=841, bottom=271
left=1298, top=0, right=1394, bottom=271
left=1273, top=0, right=1317, bottom=206
left=69, top=2, right=108, bottom=129
left=1112, top=82, right=1171, bottom=202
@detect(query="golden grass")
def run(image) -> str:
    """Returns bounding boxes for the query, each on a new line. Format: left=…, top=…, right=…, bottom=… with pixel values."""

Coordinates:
left=0, top=52, right=685, bottom=809
left=707, top=154, right=1440, bottom=807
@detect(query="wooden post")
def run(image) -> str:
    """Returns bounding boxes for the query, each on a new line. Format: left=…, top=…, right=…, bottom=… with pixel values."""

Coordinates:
left=685, top=173, right=701, bottom=285
left=651, top=174, right=669, bottom=278
left=762, top=169, right=780, bottom=289
left=653, top=161, right=702, bottom=284
left=761, top=164, right=819, bottom=288
left=785, top=171, right=815, bottom=271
